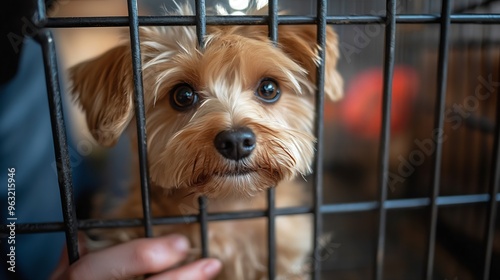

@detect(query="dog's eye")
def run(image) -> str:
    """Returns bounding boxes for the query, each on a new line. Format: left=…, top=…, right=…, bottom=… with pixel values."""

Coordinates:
left=170, top=84, right=198, bottom=111
left=256, top=78, right=280, bottom=103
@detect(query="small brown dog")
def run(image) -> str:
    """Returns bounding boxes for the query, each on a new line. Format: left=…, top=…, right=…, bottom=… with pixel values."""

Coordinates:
left=70, top=4, right=342, bottom=280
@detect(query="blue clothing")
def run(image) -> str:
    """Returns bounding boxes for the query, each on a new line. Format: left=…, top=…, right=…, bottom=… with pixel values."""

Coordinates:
left=0, top=38, right=86, bottom=280
left=1, top=38, right=66, bottom=280
left=1, top=37, right=131, bottom=280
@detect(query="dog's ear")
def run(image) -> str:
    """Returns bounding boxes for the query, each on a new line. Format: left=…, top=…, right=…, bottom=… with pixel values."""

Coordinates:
left=277, top=25, right=343, bottom=100
left=69, top=45, right=134, bottom=147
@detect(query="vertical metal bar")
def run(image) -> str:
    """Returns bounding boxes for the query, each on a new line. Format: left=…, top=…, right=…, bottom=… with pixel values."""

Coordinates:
left=126, top=0, right=153, bottom=238
left=195, top=0, right=209, bottom=259
left=267, top=1, right=278, bottom=278
left=375, top=0, right=396, bottom=279
left=482, top=56, right=500, bottom=280
left=198, top=196, right=208, bottom=258
left=312, top=0, right=327, bottom=279
left=425, top=1, right=452, bottom=279
left=267, top=188, right=276, bottom=279
left=269, top=0, right=278, bottom=43
left=35, top=30, right=79, bottom=264
left=33, top=0, right=47, bottom=27
left=195, top=0, right=207, bottom=48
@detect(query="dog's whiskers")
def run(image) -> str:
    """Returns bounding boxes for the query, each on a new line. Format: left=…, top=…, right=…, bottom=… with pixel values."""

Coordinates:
left=271, top=139, right=296, bottom=166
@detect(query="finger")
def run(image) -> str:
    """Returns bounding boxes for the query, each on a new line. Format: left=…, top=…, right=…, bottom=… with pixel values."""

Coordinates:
left=64, top=234, right=190, bottom=280
left=50, top=232, right=88, bottom=280
left=147, top=258, right=222, bottom=280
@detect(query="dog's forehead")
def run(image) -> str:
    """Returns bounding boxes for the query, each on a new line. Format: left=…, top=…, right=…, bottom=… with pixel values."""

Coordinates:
left=192, top=34, right=301, bottom=93
left=142, top=27, right=307, bottom=102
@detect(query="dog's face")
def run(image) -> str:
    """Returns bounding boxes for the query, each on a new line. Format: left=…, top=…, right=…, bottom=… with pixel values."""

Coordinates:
left=70, top=14, right=342, bottom=198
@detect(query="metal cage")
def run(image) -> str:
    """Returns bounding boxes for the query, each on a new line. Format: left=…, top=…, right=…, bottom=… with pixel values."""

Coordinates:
left=1, top=0, right=500, bottom=279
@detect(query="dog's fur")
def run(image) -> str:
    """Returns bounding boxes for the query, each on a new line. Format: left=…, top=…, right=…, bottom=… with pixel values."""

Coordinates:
left=70, top=5, right=342, bottom=280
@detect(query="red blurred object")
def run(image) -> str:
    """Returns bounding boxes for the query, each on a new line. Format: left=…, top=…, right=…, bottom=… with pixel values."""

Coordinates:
left=337, top=66, right=420, bottom=139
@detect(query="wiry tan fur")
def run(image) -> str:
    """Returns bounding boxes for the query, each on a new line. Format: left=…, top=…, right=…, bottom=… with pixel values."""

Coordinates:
left=70, top=4, right=342, bottom=280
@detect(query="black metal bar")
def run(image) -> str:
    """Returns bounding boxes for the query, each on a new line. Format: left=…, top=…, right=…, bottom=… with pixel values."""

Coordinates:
left=4, top=194, right=500, bottom=234
left=44, top=15, right=375, bottom=28
left=321, top=201, right=380, bottom=213
left=33, top=0, right=47, bottom=27
left=198, top=196, right=209, bottom=258
left=482, top=56, right=500, bottom=280
left=312, top=0, right=327, bottom=279
left=269, top=0, right=278, bottom=43
left=425, top=1, right=452, bottom=279
left=195, top=0, right=206, bottom=48
left=35, top=30, right=79, bottom=264
left=126, top=0, right=153, bottom=238
left=267, top=1, right=278, bottom=279
left=375, top=0, right=396, bottom=279
left=44, top=14, right=500, bottom=28
left=435, top=193, right=493, bottom=205
left=0, top=222, right=65, bottom=234
left=195, top=0, right=209, bottom=259
left=266, top=189, right=276, bottom=279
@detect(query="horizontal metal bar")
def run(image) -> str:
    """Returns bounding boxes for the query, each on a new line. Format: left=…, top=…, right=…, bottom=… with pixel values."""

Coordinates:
left=436, top=193, right=491, bottom=205
left=45, top=14, right=500, bottom=28
left=3, top=195, right=497, bottom=235
left=397, top=14, right=500, bottom=23
left=276, top=206, right=313, bottom=215
left=320, top=194, right=495, bottom=213
left=321, top=201, right=379, bottom=213
left=385, top=197, right=431, bottom=209
left=0, top=222, right=64, bottom=234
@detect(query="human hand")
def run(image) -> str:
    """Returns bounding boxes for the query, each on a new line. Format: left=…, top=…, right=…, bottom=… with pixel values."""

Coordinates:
left=50, top=234, right=222, bottom=280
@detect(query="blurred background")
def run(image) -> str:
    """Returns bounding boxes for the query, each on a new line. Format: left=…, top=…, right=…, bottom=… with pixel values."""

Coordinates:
left=48, top=0, right=500, bottom=279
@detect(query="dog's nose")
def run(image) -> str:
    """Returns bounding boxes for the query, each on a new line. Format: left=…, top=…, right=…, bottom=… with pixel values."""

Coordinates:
left=214, top=127, right=256, bottom=161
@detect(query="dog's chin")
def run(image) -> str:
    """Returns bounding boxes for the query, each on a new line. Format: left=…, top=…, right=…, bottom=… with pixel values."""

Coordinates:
left=178, top=170, right=284, bottom=198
